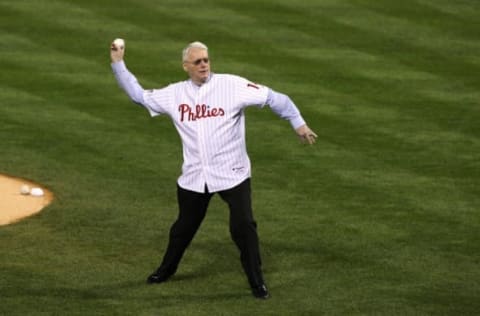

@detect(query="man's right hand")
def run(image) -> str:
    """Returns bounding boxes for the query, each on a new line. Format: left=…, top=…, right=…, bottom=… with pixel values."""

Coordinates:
left=110, top=40, right=125, bottom=63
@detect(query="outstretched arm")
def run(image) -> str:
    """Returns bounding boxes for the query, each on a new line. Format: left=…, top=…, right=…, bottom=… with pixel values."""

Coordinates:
left=110, top=39, right=145, bottom=105
left=266, top=89, right=318, bottom=144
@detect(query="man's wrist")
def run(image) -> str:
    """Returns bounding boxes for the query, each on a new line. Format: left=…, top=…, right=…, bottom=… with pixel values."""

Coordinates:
left=290, top=116, right=306, bottom=130
left=111, top=60, right=127, bottom=73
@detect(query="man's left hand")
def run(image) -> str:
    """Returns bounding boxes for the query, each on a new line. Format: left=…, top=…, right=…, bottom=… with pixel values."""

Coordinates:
left=295, top=125, right=318, bottom=145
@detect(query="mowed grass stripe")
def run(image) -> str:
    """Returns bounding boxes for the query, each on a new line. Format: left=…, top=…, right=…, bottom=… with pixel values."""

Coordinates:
left=0, top=0, right=479, bottom=315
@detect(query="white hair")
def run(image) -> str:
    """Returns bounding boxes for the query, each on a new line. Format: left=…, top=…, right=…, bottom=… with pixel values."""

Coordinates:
left=182, top=41, right=208, bottom=62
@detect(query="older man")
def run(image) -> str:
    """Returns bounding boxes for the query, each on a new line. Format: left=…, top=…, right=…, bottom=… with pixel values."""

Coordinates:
left=110, top=40, right=317, bottom=299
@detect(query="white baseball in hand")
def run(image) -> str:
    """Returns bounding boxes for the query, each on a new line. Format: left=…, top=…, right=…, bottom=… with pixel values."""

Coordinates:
left=113, top=38, right=125, bottom=49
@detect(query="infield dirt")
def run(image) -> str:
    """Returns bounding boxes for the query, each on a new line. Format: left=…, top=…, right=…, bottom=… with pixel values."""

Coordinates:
left=0, top=174, right=53, bottom=225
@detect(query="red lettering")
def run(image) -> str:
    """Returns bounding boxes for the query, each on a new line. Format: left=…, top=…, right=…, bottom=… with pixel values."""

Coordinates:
left=178, top=103, right=225, bottom=122
left=178, top=103, right=190, bottom=122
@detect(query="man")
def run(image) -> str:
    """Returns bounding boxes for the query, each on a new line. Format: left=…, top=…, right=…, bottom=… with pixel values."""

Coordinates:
left=110, top=40, right=317, bottom=299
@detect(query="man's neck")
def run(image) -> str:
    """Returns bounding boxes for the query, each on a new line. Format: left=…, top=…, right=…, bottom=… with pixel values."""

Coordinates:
left=191, top=74, right=212, bottom=87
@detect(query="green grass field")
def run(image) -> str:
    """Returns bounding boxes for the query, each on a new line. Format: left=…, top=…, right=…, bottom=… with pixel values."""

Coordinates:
left=1, top=0, right=479, bottom=315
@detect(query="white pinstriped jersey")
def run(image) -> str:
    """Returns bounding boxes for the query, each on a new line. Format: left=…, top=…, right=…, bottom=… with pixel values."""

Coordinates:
left=144, top=74, right=268, bottom=193
left=112, top=61, right=305, bottom=193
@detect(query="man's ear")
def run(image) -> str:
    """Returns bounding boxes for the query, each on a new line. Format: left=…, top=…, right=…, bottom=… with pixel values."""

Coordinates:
left=182, top=62, right=188, bottom=72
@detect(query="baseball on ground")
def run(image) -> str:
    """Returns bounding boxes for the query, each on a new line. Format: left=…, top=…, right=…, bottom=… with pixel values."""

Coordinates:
left=30, top=187, right=44, bottom=197
left=20, top=184, right=30, bottom=195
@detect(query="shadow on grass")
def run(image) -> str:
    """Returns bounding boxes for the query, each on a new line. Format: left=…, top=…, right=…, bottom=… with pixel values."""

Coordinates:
left=2, top=273, right=247, bottom=305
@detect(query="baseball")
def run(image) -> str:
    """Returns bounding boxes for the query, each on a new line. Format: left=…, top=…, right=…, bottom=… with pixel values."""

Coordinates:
left=20, top=184, right=31, bottom=195
left=30, top=187, right=44, bottom=197
left=113, top=38, right=125, bottom=49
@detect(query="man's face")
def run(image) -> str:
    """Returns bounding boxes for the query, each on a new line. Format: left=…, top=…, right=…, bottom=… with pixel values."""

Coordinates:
left=183, top=48, right=210, bottom=85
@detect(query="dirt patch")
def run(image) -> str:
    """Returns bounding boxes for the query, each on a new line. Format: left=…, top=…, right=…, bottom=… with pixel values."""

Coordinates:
left=0, top=174, right=54, bottom=225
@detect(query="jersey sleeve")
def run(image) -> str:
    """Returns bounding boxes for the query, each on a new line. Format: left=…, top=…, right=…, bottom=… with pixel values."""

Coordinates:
left=234, top=75, right=269, bottom=108
left=266, top=89, right=306, bottom=129
left=142, top=85, right=175, bottom=117
left=111, top=61, right=145, bottom=104
left=112, top=61, right=173, bottom=117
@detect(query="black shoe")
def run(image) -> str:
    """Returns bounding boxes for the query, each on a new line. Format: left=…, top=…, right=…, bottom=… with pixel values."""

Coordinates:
left=251, top=284, right=269, bottom=299
left=146, top=270, right=171, bottom=284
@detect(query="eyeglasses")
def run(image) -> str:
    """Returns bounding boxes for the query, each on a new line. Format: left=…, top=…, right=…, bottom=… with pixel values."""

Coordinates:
left=190, top=58, right=209, bottom=65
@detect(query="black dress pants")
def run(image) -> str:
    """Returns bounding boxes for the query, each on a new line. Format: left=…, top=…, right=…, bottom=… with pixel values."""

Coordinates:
left=156, top=178, right=265, bottom=288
